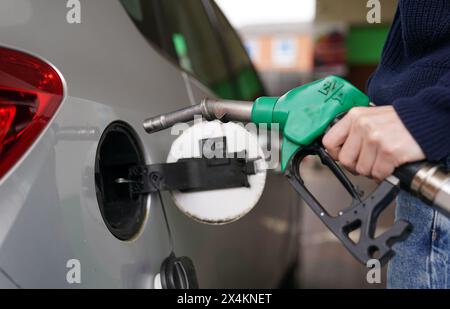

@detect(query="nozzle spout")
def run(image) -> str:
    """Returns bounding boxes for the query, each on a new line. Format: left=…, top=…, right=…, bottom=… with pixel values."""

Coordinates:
left=143, top=99, right=254, bottom=134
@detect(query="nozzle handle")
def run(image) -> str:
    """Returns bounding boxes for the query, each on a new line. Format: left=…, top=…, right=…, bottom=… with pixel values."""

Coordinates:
left=394, top=162, right=450, bottom=217
left=394, top=162, right=426, bottom=188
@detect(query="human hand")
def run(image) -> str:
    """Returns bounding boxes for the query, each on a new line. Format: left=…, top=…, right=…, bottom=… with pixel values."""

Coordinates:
left=322, top=106, right=426, bottom=181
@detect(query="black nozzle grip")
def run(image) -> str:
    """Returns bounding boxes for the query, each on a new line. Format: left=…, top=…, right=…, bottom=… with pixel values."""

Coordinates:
left=394, top=162, right=426, bottom=189
left=285, top=143, right=412, bottom=266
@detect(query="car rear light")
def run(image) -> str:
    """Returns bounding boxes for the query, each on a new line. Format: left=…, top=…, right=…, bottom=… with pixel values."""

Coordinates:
left=0, top=47, right=64, bottom=180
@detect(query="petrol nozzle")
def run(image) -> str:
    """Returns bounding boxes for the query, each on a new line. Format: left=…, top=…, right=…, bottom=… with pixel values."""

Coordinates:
left=143, top=99, right=254, bottom=134
left=142, top=76, right=450, bottom=266
left=393, top=163, right=450, bottom=217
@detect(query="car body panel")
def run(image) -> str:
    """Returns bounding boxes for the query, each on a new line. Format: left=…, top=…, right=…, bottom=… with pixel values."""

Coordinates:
left=0, top=268, right=18, bottom=289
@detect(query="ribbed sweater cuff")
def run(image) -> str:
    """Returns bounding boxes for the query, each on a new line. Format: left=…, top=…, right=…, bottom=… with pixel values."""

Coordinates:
left=393, top=88, right=450, bottom=161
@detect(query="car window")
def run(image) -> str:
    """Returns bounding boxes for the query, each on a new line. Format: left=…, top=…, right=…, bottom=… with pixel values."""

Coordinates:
left=209, top=1, right=265, bottom=100
left=120, top=0, right=162, bottom=50
left=158, top=0, right=234, bottom=98
left=120, top=0, right=265, bottom=100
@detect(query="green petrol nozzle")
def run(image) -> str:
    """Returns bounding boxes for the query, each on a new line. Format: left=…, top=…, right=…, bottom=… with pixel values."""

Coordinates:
left=143, top=75, right=370, bottom=171
left=251, top=76, right=370, bottom=170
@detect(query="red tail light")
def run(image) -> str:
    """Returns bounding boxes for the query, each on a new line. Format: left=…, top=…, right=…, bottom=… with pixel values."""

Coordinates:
left=0, top=47, right=64, bottom=179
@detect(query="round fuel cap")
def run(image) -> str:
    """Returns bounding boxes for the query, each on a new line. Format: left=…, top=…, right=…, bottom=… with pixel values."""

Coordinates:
left=167, top=120, right=267, bottom=225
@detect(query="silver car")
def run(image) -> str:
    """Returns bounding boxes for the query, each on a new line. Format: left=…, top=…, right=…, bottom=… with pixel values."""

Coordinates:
left=0, top=0, right=300, bottom=288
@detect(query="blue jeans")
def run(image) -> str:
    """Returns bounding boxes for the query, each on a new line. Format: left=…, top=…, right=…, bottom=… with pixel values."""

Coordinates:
left=388, top=157, right=450, bottom=289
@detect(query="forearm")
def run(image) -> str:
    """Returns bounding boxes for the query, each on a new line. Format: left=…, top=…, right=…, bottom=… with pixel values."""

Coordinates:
left=392, top=70, right=450, bottom=161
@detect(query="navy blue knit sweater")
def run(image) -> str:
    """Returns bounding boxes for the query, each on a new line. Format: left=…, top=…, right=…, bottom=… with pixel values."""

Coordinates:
left=367, top=0, right=450, bottom=161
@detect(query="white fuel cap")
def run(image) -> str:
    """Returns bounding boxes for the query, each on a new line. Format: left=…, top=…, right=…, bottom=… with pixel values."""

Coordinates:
left=167, top=120, right=267, bottom=225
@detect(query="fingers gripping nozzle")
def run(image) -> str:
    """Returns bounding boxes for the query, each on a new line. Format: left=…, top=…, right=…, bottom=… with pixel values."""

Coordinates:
left=143, top=99, right=254, bottom=134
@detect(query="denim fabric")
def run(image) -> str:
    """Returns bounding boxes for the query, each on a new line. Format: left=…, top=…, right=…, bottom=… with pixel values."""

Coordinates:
left=388, top=157, right=450, bottom=289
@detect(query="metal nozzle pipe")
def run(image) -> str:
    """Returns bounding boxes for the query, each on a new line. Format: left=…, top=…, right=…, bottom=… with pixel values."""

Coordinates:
left=143, top=99, right=254, bottom=134
left=394, top=163, right=450, bottom=217
left=434, top=177, right=450, bottom=215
